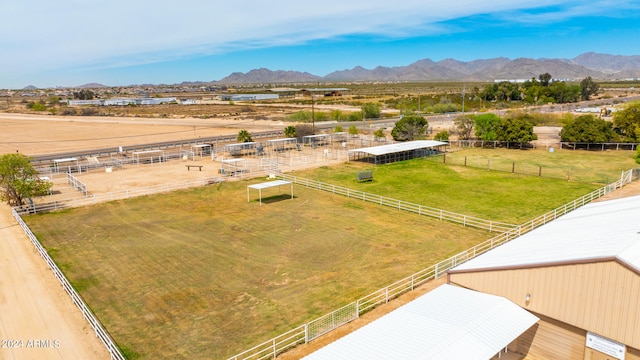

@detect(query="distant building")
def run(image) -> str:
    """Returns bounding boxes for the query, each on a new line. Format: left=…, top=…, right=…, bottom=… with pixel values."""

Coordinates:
left=65, top=97, right=177, bottom=106
left=219, top=94, right=279, bottom=101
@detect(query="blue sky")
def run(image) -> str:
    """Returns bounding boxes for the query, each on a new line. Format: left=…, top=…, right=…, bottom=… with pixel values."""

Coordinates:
left=1, top=0, right=639, bottom=89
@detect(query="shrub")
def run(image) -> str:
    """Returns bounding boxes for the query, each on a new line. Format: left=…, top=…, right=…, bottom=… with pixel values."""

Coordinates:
left=434, top=130, right=449, bottom=141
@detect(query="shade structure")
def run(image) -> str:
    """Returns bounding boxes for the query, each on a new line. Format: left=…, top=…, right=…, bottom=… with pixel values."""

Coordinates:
left=348, top=140, right=447, bottom=164
left=247, top=180, right=293, bottom=206
left=303, top=284, right=539, bottom=360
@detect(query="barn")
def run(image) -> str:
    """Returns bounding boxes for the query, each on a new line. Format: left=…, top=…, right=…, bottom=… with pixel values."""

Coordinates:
left=448, top=194, right=640, bottom=360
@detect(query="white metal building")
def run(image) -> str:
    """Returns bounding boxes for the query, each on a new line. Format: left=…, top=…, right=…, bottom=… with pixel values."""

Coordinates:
left=449, top=195, right=640, bottom=359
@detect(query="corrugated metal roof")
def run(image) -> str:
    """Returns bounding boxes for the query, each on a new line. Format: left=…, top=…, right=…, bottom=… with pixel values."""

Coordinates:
left=348, top=140, right=447, bottom=156
left=452, top=195, right=640, bottom=273
left=247, top=180, right=291, bottom=190
left=303, top=284, right=539, bottom=360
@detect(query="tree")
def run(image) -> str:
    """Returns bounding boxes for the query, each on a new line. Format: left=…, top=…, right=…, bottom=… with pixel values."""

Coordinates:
left=73, top=89, right=95, bottom=100
left=434, top=130, right=449, bottom=141
left=362, top=103, right=381, bottom=119
left=334, top=125, right=344, bottom=133
left=347, top=112, right=363, bottom=122
left=0, top=153, right=52, bottom=206
left=373, top=128, right=385, bottom=140
left=474, top=113, right=502, bottom=141
left=560, top=114, right=616, bottom=143
left=613, top=101, right=640, bottom=142
left=580, top=76, right=599, bottom=101
left=538, top=73, right=552, bottom=86
left=330, top=109, right=343, bottom=121
left=496, top=117, right=538, bottom=146
left=236, top=129, right=253, bottom=142
left=294, top=124, right=314, bottom=141
left=284, top=125, right=296, bottom=138
left=548, top=82, right=581, bottom=103
left=453, top=114, right=474, bottom=140
left=348, top=125, right=359, bottom=137
left=391, top=115, right=428, bottom=141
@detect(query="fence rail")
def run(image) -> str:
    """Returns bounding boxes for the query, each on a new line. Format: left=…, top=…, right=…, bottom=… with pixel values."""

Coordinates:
left=66, top=172, right=88, bottom=197
left=11, top=164, right=635, bottom=360
left=15, top=177, right=226, bottom=215
left=227, top=169, right=634, bottom=360
left=447, top=139, right=639, bottom=151
left=11, top=208, right=126, bottom=360
left=280, top=174, right=516, bottom=233
left=430, top=152, right=634, bottom=184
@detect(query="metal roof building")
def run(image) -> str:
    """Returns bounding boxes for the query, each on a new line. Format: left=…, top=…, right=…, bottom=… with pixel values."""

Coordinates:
left=449, top=194, right=640, bottom=360
left=348, top=140, right=447, bottom=164
left=304, top=284, right=539, bottom=360
left=451, top=195, right=640, bottom=273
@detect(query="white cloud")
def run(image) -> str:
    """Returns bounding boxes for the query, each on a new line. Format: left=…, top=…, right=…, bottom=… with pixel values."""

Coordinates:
left=0, top=0, right=634, bottom=83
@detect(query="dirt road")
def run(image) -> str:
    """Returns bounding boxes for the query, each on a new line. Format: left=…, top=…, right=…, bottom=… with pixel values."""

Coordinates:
left=0, top=202, right=110, bottom=360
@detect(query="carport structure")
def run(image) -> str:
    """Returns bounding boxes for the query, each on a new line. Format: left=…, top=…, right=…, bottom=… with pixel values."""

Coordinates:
left=348, top=140, right=447, bottom=164
left=247, top=180, right=294, bottom=206
left=304, top=284, right=539, bottom=360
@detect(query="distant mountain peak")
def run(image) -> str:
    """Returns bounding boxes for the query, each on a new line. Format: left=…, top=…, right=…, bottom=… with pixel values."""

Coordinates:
left=77, top=83, right=109, bottom=88
left=215, top=53, right=640, bottom=84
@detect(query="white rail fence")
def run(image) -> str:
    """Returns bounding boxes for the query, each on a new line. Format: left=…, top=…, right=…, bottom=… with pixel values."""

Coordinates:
left=280, top=174, right=517, bottom=233
left=11, top=166, right=635, bottom=360
left=15, top=177, right=226, bottom=215
left=227, top=169, right=634, bottom=360
left=66, top=172, right=88, bottom=197
left=11, top=208, right=126, bottom=360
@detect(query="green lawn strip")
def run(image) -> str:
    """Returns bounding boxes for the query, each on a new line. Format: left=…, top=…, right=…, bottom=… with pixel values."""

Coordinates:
left=26, top=182, right=489, bottom=359
left=292, top=158, right=601, bottom=224
left=434, top=148, right=637, bottom=184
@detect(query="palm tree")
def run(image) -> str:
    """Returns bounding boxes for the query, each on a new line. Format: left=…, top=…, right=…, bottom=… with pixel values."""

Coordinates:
left=237, top=130, right=253, bottom=142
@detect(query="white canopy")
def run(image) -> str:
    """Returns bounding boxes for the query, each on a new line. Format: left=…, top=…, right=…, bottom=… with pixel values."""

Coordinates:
left=247, top=180, right=293, bottom=206
left=348, top=140, right=447, bottom=156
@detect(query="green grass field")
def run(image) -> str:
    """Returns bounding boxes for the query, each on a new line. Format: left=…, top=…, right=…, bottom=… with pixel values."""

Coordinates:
left=292, top=150, right=618, bottom=224
left=23, top=150, right=632, bottom=359
left=431, top=148, right=638, bottom=185
left=26, top=182, right=492, bottom=359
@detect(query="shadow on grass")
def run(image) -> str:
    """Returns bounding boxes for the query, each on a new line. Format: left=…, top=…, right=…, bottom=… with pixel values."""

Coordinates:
left=252, top=194, right=297, bottom=205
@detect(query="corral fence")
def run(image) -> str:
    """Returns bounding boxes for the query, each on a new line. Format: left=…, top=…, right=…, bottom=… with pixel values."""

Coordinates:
left=66, top=172, right=88, bottom=197
left=280, top=174, right=517, bottom=233
left=430, top=151, right=634, bottom=184
left=11, top=208, right=126, bottom=360
left=448, top=139, right=639, bottom=152
left=227, top=169, right=635, bottom=360
left=15, top=177, right=226, bottom=215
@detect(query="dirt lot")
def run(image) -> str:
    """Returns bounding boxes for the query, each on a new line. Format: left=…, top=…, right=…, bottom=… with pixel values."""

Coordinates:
left=0, top=112, right=288, bottom=155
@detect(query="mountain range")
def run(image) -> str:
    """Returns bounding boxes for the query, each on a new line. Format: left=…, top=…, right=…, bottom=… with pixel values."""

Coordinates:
left=216, top=52, right=640, bottom=84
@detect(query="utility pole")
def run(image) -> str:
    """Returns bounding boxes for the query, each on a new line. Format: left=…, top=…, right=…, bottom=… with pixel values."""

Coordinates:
left=311, top=93, right=315, bottom=134
left=462, top=85, right=466, bottom=114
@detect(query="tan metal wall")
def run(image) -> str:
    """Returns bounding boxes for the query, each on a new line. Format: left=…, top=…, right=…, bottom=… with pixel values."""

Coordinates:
left=449, top=261, right=640, bottom=349
left=628, top=346, right=640, bottom=360
left=517, top=313, right=585, bottom=360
